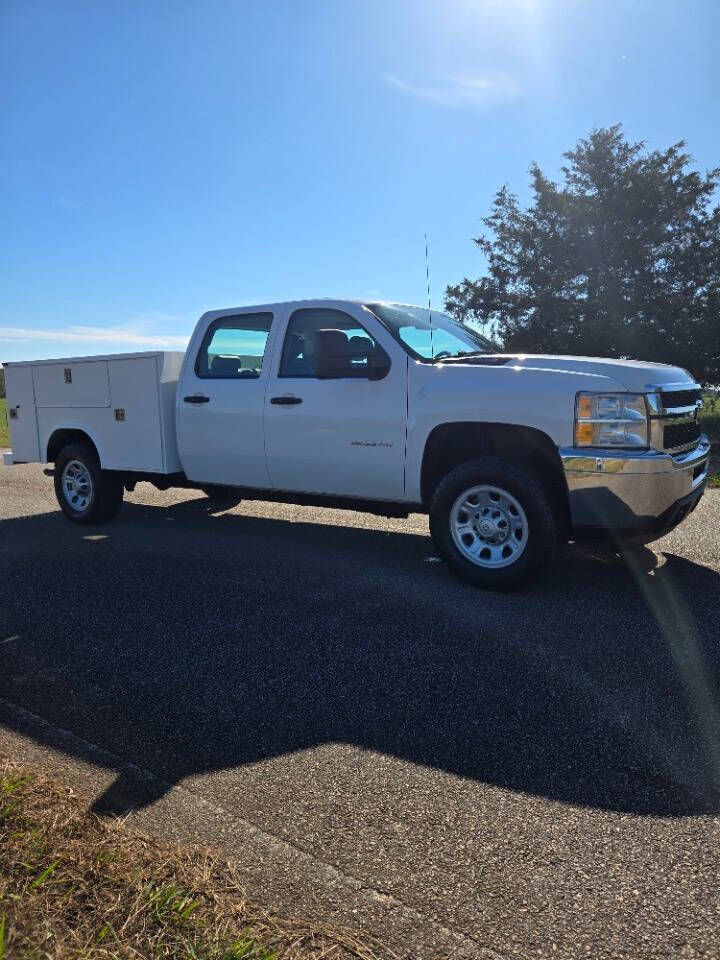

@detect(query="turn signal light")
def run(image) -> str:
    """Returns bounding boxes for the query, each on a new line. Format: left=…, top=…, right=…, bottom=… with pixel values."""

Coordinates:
left=576, top=394, right=594, bottom=420
left=575, top=422, right=594, bottom=445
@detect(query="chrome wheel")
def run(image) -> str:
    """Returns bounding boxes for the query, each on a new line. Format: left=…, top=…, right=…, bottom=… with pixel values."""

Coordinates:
left=61, top=459, right=93, bottom=513
left=450, top=484, right=529, bottom=569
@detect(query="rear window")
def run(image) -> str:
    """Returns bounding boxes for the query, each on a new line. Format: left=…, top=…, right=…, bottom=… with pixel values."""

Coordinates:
left=195, top=313, right=274, bottom=379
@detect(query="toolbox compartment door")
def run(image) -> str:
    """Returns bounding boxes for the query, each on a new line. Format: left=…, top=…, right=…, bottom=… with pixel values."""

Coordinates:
left=4, top=365, right=41, bottom=461
left=34, top=361, right=110, bottom=408
left=105, top=357, right=165, bottom=471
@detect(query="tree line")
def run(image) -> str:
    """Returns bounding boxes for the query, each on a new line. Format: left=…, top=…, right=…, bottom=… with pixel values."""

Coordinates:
left=446, top=125, right=720, bottom=385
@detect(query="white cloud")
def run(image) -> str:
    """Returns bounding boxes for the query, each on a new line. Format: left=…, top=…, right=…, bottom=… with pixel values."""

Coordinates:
left=384, top=72, right=519, bottom=109
left=0, top=324, right=189, bottom=348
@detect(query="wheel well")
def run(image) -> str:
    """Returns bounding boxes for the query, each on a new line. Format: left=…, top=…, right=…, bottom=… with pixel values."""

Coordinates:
left=421, top=422, right=570, bottom=528
left=46, top=429, right=100, bottom=464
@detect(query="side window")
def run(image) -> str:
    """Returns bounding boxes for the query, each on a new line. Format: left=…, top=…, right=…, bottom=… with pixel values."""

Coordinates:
left=279, top=308, right=381, bottom=378
left=196, top=312, right=273, bottom=379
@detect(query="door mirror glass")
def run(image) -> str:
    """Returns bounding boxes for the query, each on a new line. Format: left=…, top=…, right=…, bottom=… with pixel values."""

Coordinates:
left=314, top=329, right=353, bottom=378
left=367, top=349, right=391, bottom=381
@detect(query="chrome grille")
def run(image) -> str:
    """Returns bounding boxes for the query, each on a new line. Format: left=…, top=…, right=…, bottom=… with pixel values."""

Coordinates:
left=648, top=381, right=703, bottom=453
left=663, top=420, right=701, bottom=451
left=659, top=388, right=702, bottom=410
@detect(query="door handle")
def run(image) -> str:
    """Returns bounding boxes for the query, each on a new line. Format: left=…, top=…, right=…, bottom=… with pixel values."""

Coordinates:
left=183, top=395, right=210, bottom=404
left=270, top=395, right=302, bottom=405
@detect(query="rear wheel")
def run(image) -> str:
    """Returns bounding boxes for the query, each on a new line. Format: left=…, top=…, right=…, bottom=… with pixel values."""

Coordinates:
left=429, top=457, right=556, bottom=589
left=54, top=443, right=124, bottom=524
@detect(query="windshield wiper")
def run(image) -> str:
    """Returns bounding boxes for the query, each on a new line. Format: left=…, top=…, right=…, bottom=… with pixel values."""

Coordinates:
left=430, top=350, right=483, bottom=363
left=432, top=352, right=510, bottom=365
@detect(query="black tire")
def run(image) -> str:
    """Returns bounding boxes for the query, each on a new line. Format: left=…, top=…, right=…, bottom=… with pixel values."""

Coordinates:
left=54, top=443, right=124, bottom=525
left=429, top=457, right=557, bottom=589
left=200, top=485, right=243, bottom=507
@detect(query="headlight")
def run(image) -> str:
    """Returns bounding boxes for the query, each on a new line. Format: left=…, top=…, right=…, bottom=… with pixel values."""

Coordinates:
left=574, top=392, right=649, bottom=448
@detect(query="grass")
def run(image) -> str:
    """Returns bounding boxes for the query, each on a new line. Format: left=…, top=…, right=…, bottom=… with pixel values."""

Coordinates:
left=700, top=394, right=720, bottom=488
left=0, top=759, right=390, bottom=960
left=0, top=398, right=8, bottom=449
left=701, top=394, right=720, bottom=443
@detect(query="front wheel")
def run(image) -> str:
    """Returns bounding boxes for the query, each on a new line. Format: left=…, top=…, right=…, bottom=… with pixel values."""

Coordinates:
left=54, top=443, right=124, bottom=524
left=429, top=457, right=557, bottom=589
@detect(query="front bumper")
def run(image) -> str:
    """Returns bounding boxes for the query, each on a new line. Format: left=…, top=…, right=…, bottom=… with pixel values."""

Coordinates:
left=560, top=436, right=710, bottom=540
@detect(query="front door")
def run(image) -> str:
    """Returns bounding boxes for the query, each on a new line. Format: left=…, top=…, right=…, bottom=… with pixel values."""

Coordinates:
left=176, top=310, right=276, bottom=487
left=264, top=305, right=407, bottom=500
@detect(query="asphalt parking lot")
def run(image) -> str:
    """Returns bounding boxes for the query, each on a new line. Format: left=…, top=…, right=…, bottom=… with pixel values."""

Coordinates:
left=1, top=463, right=719, bottom=959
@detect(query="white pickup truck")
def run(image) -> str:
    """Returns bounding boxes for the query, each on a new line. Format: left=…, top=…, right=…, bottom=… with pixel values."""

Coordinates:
left=3, top=299, right=710, bottom=588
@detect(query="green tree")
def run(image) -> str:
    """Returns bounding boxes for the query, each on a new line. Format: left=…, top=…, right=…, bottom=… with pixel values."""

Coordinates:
left=446, top=126, right=720, bottom=384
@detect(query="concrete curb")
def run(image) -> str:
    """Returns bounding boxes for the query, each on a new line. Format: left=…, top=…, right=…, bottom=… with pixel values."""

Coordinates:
left=0, top=695, right=500, bottom=960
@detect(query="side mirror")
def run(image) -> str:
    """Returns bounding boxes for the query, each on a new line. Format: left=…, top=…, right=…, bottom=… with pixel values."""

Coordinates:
left=314, top=328, right=391, bottom=380
left=314, top=329, right=352, bottom=379
left=367, top=349, right=391, bottom=381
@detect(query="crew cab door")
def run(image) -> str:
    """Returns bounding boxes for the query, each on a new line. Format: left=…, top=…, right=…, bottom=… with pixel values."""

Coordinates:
left=264, top=304, right=407, bottom=500
left=176, top=309, right=277, bottom=487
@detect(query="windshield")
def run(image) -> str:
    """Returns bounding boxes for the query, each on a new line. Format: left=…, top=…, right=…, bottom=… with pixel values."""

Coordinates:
left=365, top=302, right=498, bottom=361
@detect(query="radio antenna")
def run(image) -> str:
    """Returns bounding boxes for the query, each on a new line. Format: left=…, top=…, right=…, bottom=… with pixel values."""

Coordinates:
left=425, top=233, right=434, bottom=359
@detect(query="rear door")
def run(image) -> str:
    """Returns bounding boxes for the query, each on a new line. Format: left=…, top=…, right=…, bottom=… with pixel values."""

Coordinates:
left=264, top=304, right=407, bottom=500
left=175, top=310, right=277, bottom=487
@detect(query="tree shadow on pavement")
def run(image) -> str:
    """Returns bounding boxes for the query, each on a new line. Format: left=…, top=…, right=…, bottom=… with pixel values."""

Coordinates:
left=1, top=494, right=719, bottom=817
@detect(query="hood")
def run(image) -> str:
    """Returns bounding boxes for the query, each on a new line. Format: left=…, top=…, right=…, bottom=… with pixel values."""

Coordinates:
left=470, top=354, right=695, bottom=392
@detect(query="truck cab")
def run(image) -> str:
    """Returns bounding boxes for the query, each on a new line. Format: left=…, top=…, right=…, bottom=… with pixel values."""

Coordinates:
left=3, top=298, right=710, bottom=588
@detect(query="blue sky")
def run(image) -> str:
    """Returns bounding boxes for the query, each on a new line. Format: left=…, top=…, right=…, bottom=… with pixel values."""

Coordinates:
left=1, top=0, right=718, bottom=361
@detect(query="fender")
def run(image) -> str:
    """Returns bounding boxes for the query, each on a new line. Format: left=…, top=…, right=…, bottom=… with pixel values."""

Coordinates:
left=405, top=361, right=628, bottom=503
left=45, top=423, right=107, bottom=467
